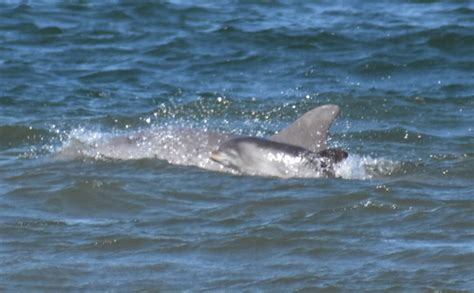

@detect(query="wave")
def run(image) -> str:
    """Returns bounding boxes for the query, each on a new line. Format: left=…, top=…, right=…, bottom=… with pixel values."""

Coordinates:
left=345, top=127, right=434, bottom=143
left=378, top=25, right=474, bottom=53
left=79, top=68, right=147, bottom=84
left=214, top=26, right=356, bottom=49
left=0, top=125, right=52, bottom=149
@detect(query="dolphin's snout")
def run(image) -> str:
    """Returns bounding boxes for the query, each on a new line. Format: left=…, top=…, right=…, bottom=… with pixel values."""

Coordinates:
left=210, top=150, right=222, bottom=162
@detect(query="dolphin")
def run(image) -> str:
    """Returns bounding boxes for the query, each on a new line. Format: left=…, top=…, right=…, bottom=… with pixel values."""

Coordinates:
left=209, top=104, right=347, bottom=177
left=210, top=137, right=347, bottom=177
left=58, top=104, right=345, bottom=177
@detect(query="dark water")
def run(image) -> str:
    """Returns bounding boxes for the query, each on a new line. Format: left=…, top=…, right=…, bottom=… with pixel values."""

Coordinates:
left=1, top=0, right=473, bottom=291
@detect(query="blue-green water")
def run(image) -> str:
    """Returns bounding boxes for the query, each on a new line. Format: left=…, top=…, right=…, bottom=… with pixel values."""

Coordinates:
left=1, top=1, right=473, bottom=291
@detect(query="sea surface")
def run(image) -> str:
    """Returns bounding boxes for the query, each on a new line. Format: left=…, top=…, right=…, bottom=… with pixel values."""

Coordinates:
left=1, top=0, right=473, bottom=291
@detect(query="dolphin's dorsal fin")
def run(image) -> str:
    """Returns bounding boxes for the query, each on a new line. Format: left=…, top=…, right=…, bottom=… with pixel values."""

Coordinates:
left=270, top=104, right=340, bottom=152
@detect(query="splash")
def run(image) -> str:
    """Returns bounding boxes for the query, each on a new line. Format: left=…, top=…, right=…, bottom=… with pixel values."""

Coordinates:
left=54, top=128, right=114, bottom=160
left=334, top=154, right=399, bottom=180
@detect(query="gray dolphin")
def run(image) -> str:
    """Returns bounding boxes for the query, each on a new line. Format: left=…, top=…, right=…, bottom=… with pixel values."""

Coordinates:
left=210, top=104, right=347, bottom=177
left=58, top=104, right=346, bottom=177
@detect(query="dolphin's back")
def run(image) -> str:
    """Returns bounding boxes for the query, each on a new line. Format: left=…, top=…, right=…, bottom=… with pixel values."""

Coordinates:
left=270, top=104, right=340, bottom=152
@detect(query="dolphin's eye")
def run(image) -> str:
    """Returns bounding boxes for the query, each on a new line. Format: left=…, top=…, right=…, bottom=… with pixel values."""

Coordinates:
left=228, top=149, right=239, bottom=157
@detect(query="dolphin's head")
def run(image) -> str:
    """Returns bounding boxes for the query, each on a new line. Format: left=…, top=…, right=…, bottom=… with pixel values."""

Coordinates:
left=210, top=137, right=272, bottom=173
left=210, top=139, right=245, bottom=171
left=211, top=136, right=349, bottom=177
left=210, top=137, right=308, bottom=176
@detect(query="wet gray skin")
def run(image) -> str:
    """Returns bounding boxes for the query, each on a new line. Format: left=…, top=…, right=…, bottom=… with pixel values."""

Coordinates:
left=211, top=137, right=347, bottom=177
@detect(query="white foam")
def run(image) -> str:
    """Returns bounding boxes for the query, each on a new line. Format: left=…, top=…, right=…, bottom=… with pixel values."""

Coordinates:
left=54, top=128, right=113, bottom=160
left=334, top=154, right=399, bottom=180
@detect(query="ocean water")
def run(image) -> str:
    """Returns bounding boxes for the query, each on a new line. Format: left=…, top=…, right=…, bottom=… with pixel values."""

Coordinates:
left=1, top=0, right=473, bottom=291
